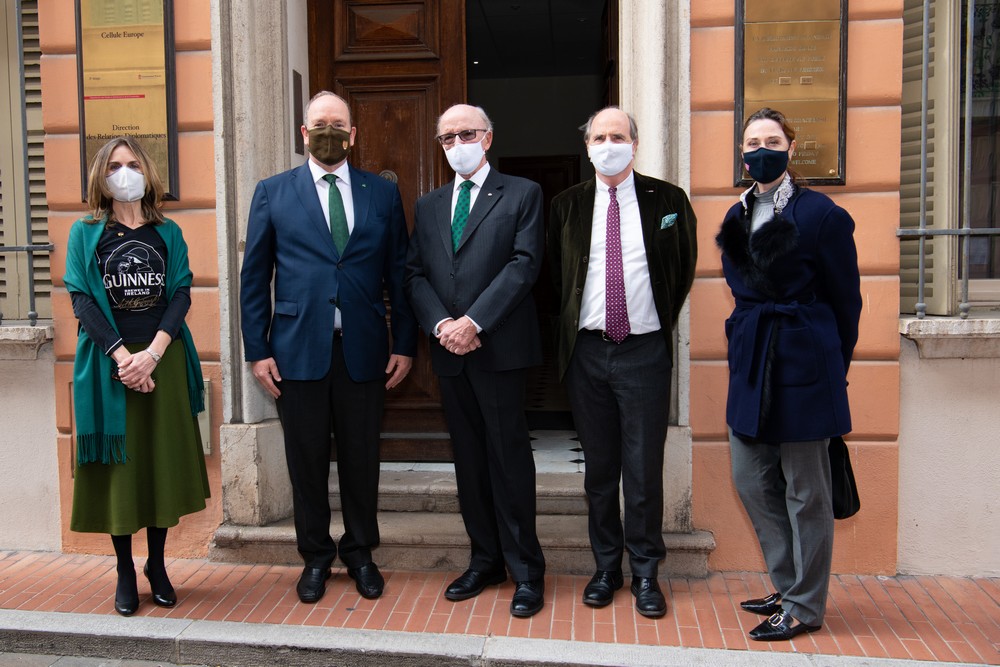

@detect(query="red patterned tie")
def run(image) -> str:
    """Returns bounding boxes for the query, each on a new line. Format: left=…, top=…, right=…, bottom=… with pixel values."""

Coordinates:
left=605, top=186, right=630, bottom=343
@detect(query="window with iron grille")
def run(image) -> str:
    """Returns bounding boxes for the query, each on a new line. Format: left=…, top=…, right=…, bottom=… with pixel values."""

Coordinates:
left=0, top=0, right=50, bottom=324
left=900, top=0, right=1000, bottom=315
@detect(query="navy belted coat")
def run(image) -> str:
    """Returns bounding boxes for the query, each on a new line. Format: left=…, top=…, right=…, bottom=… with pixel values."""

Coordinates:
left=716, top=183, right=862, bottom=443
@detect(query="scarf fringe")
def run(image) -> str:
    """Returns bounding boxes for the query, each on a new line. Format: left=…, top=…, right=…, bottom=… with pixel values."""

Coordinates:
left=76, top=433, right=127, bottom=466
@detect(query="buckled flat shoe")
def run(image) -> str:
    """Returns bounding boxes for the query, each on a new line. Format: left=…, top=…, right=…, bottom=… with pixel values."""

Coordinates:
left=348, top=562, right=385, bottom=599
left=444, top=568, right=507, bottom=601
left=630, top=576, right=667, bottom=618
left=740, top=591, right=782, bottom=616
left=749, top=610, right=821, bottom=641
left=582, top=570, right=624, bottom=608
left=143, top=562, right=177, bottom=607
left=114, top=570, right=139, bottom=617
left=296, top=566, right=332, bottom=603
left=510, top=579, right=544, bottom=617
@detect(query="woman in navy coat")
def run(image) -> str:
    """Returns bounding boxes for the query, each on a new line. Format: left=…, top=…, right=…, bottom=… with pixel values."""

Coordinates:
left=716, top=108, right=862, bottom=642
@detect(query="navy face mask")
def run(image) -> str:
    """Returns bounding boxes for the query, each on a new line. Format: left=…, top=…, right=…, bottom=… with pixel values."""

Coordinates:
left=743, top=147, right=790, bottom=184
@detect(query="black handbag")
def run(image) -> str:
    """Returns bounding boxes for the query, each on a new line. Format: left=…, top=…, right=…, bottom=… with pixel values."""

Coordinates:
left=829, top=435, right=861, bottom=519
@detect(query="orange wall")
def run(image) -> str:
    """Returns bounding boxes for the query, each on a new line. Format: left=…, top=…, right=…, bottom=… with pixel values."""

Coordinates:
left=39, top=0, right=222, bottom=558
left=689, top=0, right=903, bottom=575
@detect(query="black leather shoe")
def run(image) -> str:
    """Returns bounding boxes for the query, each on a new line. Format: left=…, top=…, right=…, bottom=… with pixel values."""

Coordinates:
left=115, top=569, right=139, bottom=617
left=631, top=577, right=667, bottom=618
left=749, top=610, right=821, bottom=641
left=444, top=568, right=507, bottom=601
left=143, top=562, right=177, bottom=607
left=348, top=562, right=385, bottom=600
left=296, top=566, right=332, bottom=603
left=741, top=591, right=781, bottom=616
left=510, top=579, right=544, bottom=617
left=582, top=570, right=624, bottom=608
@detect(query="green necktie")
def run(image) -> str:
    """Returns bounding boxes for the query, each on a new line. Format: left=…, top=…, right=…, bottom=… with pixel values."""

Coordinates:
left=452, top=180, right=474, bottom=251
left=323, top=173, right=350, bottom=254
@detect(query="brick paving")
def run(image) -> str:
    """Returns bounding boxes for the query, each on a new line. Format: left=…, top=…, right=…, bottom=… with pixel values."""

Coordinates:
left=0, top=551, right=997, bottom=664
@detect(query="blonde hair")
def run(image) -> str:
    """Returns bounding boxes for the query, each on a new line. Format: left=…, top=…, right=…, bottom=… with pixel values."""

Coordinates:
left=85, top=136, right=165, bottom=225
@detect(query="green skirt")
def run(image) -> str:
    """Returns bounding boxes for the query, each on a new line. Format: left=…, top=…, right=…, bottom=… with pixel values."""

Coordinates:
left=70, top=341, right=210, bottom=535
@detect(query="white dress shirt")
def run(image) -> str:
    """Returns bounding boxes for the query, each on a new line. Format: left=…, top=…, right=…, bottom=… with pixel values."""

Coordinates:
left=579, top=171, right=661, bottom=334
left=308, top=158, right=355, bottom=329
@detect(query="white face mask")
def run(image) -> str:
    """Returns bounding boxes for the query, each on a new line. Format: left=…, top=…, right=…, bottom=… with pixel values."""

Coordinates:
left=106, top=165, right=147, bottom=202
left=445, top=139, right=486, bottom=175
left=588, top=142, right=634, bottom=177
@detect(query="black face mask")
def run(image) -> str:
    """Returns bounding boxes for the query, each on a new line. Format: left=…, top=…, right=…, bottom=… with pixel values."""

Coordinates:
left=307, top=126, right=352, bottom=166
left=743, top=147, right=790, bottom=184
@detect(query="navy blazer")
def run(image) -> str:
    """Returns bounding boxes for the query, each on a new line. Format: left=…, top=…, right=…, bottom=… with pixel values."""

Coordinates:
left=716, top=185, right=862, bottom=442
left=404, top=168, right=544, bottom=377
left=240, top=162, right=417, bottom=383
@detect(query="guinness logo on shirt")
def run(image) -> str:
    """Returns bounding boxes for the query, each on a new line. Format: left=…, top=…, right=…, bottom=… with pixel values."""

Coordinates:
left=102, top=240, right=166, bottom=310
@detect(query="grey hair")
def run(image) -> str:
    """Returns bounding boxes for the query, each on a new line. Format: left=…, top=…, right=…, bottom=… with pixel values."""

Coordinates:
left=436, top=104, right=494, bottom=135
left=304, top=90, right=352, bottom=126
left=580, top=106, right=638, bottom=143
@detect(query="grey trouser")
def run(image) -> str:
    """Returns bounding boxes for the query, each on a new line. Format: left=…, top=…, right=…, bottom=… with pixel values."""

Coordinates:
left=730, top=431, right=833, bottom=626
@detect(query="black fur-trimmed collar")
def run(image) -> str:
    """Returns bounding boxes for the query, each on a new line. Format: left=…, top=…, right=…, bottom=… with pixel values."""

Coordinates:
left=716, top=210, right=799, bottom=298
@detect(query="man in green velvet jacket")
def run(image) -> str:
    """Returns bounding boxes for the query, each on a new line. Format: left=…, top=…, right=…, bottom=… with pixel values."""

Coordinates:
left=547, top=106, right=697, bottom=619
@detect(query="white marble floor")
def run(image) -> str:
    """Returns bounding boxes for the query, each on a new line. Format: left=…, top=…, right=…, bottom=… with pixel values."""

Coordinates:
left=379, top=430, right=584, bottom=474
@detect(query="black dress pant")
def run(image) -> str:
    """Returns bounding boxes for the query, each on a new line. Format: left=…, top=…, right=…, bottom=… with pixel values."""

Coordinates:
left=275, top=335, right=384, bottom=570
left=565, top=330, right=671, bottom=578
left=438, top=364, right=545, bottom=581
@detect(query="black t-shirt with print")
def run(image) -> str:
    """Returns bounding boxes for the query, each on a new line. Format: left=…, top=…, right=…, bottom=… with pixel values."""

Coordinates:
left=98, top=222, right=170, bottom=343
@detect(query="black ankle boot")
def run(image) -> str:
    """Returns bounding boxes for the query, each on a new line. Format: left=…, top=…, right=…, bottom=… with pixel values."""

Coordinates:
left=143, top=562, right=177, bottom=607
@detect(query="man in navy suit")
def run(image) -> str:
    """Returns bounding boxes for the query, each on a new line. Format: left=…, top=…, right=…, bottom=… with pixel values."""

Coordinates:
left=240, top=91, right=417, bottom=604
left=404, top=104, right=546, bottom=617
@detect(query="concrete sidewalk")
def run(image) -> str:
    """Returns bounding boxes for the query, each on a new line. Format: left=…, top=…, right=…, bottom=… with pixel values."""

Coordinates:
left=0, top=609, right=990, bottom=666
left=0, top=551, right=996, bottom=666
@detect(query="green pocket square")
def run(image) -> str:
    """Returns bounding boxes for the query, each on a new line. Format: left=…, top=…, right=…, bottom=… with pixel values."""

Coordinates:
left=661, top=213, right=677, bottom=229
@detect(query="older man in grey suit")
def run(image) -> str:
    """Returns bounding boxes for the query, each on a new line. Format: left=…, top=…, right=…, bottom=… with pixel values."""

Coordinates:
left=404, top=104, right=546, bottom=618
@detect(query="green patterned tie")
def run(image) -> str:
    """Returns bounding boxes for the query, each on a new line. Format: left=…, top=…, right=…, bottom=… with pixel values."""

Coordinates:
left=323, top=173, right=350, bottom=254
left=452, top=180, right=474, bottom=251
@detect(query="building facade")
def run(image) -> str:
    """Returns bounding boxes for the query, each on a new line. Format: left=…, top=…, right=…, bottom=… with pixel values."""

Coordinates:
left=0, top=0, right=996, bottom=578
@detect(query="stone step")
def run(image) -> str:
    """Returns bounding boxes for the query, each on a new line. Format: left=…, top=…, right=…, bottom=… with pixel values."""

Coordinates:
left=330, top=469, right=589, bottom=515
left=210, top=512, right=716, bottom=577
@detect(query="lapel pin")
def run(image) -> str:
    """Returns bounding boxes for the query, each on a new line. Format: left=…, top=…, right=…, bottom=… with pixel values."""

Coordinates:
left=487, top=192, right=493, bottom=196
left=361, top=183, right=367, bottom=188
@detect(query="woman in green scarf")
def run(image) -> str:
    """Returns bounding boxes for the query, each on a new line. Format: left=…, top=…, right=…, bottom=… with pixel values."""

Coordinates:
left=64, top=137, right=209, bottom=616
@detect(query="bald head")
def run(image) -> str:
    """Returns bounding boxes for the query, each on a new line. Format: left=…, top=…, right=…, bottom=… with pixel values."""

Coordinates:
left=582, top=106, right=638, bottom=144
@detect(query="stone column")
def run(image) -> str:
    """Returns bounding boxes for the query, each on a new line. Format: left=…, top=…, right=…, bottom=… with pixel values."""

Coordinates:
left=619, top=0, right=694, bottom=534
left=211, top=0, right=293, bottom=526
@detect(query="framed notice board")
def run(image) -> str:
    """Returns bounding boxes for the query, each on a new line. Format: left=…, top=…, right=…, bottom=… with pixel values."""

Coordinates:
left=735, top=0, right=848, bottom=186
left=76, top=0, right=179, bottom=199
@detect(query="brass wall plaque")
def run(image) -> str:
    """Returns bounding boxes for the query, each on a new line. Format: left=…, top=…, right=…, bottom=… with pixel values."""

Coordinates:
left=736, top=0, right=847, bottom=185
left=76, top=0, right=178, bottom=200
left=744, top=22, right=842, bottom=101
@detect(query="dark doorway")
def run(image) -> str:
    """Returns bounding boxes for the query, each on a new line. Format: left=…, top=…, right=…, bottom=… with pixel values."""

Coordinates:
left=467, top=0, right=615, bottom=430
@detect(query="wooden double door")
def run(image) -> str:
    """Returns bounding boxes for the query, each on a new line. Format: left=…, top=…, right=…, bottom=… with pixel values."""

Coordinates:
left=308, top=0, right=611, bottom=461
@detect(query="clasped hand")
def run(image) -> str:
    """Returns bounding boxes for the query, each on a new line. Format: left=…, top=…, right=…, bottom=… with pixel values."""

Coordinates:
left=439, top=316, right=482, bottom=356
left=114, top=350, right=157, bottom=393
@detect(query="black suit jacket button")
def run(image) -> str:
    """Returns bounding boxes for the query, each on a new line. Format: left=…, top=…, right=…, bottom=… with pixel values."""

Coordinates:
left=337, top=262, right=343, bottom=269
left=575, top=287, right=582, bottom=295
left=329, top=298, right=336, bottom=304
left=582, top=257, right=588, bottom=263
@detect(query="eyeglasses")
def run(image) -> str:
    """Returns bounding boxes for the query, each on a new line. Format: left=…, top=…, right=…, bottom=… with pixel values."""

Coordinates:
left=436, top=128, right=488, bottom=147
